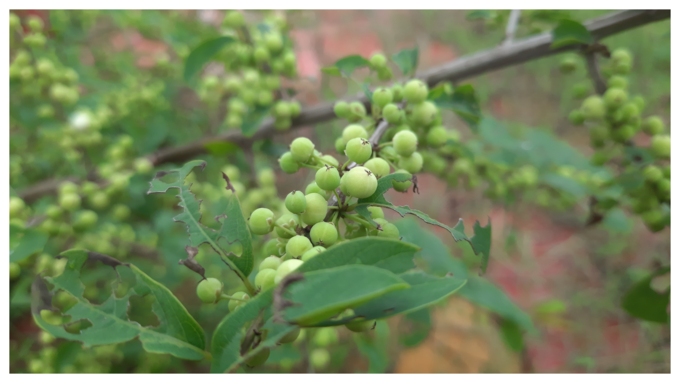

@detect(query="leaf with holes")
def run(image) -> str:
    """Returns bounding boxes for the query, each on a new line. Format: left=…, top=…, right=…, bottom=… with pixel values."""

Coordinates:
left=147, top=160, right=254, bottom=278
left=391, top=46, right=419, bottom=76
left=355, top=172, right=493, bottom=274
left=551, top=19, right=593, bottom=49
left=10, top=224, right=49, bottom=263
left=621, top=267, right=670, bottom=323
left=31, top=249, right=209, bottom=360
left=429, top=84, right=482, bottom=131
left=184, top=36, right=236, bottom=81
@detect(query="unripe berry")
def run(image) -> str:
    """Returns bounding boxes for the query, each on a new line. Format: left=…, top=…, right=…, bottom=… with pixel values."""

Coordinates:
left=641, top=210, right=665, bottom=233
left=559, top=56, right=577, bottom=74
left=611, top=125, right=635, bottom=143
left=568, top=109, right=586, bottom=125
left=391, top=84, right=404, bottom=102
left=607, top=75, right=628, bottom=90
left=45, top=205, right=62, bottom=220
left=301, top=246, right=326, bottom=262
left=382, top=103, right=402, bottom=124
left=290, top=137, right=315, bottom=163
left=249, top=208, right=275, bottom=235
left=589, top=125, right=609, bottom=148
left=642, top=116, right=664, bottom=136
left=259, top=255, right=281, bottom=271
left=603, top=88, right=628, bottom=110
left=112, top=204, right=131, bottom=221
left=74, top=210, right=98, bottom=231
left=275, top=213, right=300, bottom=238
left=59, top=193, right=81, bottom=211
left=342, top=124, right=369, bottom=144
left=315, top=166, right=341, bottom=191
left=10, top=262, right=21, bottom=280
left=305, top=182, right=326, bottom=198
left=279, top=152, right=300, bottom=174
left=403, top=79, right=428, bottom=104
left=378, top=222, right=400, bottom=238
left=255, top=269, right=277, bottom=291
left=377, top=67, right=393, bottom=81
left=345, top=138, right=373, bottom=164
left=310, top=348, right=330, bottom=369
left=279, top=327, right=301, bottom=344
left=393, top=130, right=418, bottom=157
left=663, top=166, right=671, bottom=180
left=426, top=126, right=448, bottom=147
left=398, top=152, right=423, bottom=174
left=372, top=87, right=393, bottom=108
left=274, top=117, right=292, bottom=131
left=274, top=101, right=291, bottom=119
left=411, top=101, right=438, bottom=127
left=223, top=11, right=245, bottom=28
left=228, top=291, right=250, bottom=312
left=196, top=278, right=223, bottom=304
left=301, top=193, right=328, bottom=225
left=334, top=101, right=351, bottom=119
left=369, top=53, right=387, bottom=69
left=310, top=222, right=338, bottom=247
left=285, top=191, right=307, bottom=214
left=344, top=166, right=378, bottom=198
left=348, top=101, right=367, bottom=122
left=9, top=197, right=25, bottom=218
left=275, top=259, right=304, bottom=284
left=133, top=158, right=153, bottom=174
left=364, top=158, right=390, bottom=177
left=581, top=96, right=606, bottom=120
left=650, top=135, right=670, bottom=159
left=264, top=33, right=283, bottom=53
left=245, top=348, right=270, bottom=368
left=611, top=48, right=632, bottom=65
left=571, top=83, right=589, bottom=99
left=289, top=101, right=302, bottom=118
left=392, top=169, right=412, bottom=192
left=643, top=165, right=663, bottom=183
left=346, top=320, right=374, bottom=332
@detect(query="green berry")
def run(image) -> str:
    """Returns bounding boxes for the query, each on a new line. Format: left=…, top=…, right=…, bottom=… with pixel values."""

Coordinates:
left=348, top=101, right=367, bottom=122
left=334, top=101, right=351, bottom=119
left=378, top=222, right=400, bottom=238
left=259, top=256, right=281, bottom=271
left=9, top=197, right=25, bottom=218
left=398, top=152, right=423, bottom=173
left=305, top=182, right=326, bottom=198
left=581, top=95, right=606, bottom=120
left=345, top=137, right=373, bottom=164
left=368, top=206, right=385, bottom=219
left=279, top=327, right=301, bottom=344
left=287, top=235, right=313, bottom=258
left=611, top=48, right=632, bottom=65
left=393, top=130, right=418, bottom=157
left=264, top=33, right=283, bottom=53
left=196, top=278, right=223, bottom=304
left=335, top=137, right=346, bottom=154
left=392, top=169, right=412, bottom=192
left=369, top=53, right=387, bottom=69
left=245, top=348, right=270, bottom=368
left=310, top=348, right=330, bottom=369
left=603, top=88, right=628, bottom=110
left=290, top=137, right=315, bottom=163
left=364, top=158, right=390, bottom=177
left=642, top=116, right=664, bottom=136
left=342, top=124, right=369, bottom=144
left=607, top=75, right=628, bottom=90
left=74, top=210, right=98, bottom=231
left=223, top=11, right=245, bottom=28
left=59, top=193, right=81, bottom=211
left=344, top=166, right=378, bottom=198
left=426, top=126, right=448, bottom=147
left=289, top=101, right=302, bottom=118
left=663, top=166, right=671, bottom=180
left=274, top=101, right=291, bottom=119
left=403, top=79, right=428, bottom=104
left=10, top=262, right=21, bottom=280
left=315, top=166, right=341, bottom=191
left=559, top=56, right=577, bottom=74
left=571, top=83, right=589, bottom=99
left=410, top=101, right=437, bottom=127
left=112, top=204, right=131, bottom=221
left=249, top=208, right=275, bottom=235
left=133, top=158, right=153, bottom=174
left=345, top=320, right=374, bottom=332
left=60, top=181, right=79, bottom=195
left=377, top=67, right=393, bottom=81
left=310, top=222, right=338, bottom=247
left=568, top=109, right=586, bottom=125
left=255, top=269, right=277, bottom=291
left=643, top=165, right=663, bottom=183
left=279, top=152, right=300, bottom=174
left=382, top=103, right=402, bottom=124
left=285, top=191, right=307, bottom=214
left=641, top=210, right=665, bottom=233
left=46, top=205, right=62, bottom=220
left=275, top=259, right=304, bottom=284
left=301, top=194, right=327, bottom=225
left=228, top=291, right=250, bottom=312
left=650, top=135, right=671, bottom=159
left=274, top=117, right=292, bottom=131
left=89, top=191, right=109, bottom=210
left=301, top=246, right=326, bottom=262
left=391, top=84, right=404, bottom=102
left=253, top=45, right=271, bottom=64
left=372, top=87, right=393, bottom=108
left=275, top=213, right=300, bottom=238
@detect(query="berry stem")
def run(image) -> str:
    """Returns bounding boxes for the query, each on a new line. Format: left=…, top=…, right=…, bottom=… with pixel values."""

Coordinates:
left=378, top=142, right=393, bottom=148
left=299, top=163, right=322, bottom=170
left=274, top=223, right=297, bottom=237
left=344, top=213, right=375, bottom=229
left=220, top=294, right=249, bottom=303
left=313, top=154, right=340, bottom=169
left=333, top=190, right=343, bottom=207
left=341, top=159, right=352, bottom=171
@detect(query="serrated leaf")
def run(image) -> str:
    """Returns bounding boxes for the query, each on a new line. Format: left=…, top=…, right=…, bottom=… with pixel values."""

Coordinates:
left=324, top=55, right=371, bottom=78
left=32, top=250, right=208, bottom=360
left=391, top=46, right=419, bottom=76
left=550, top=19, right=593, bottom=49
left=458, top=276, right=535, bottom=333
left=398, top=308, right=431, bottom=348
left=10, top=224, right=49, bottom=263
left=241, top=106, right=272, bottom=137
left=148, top=160, right=253, bottom=278
left=184, top=36, right=236, bottom=81
left=621, top=267, right=670, bottom=323
left=466, top=10, right=494, bottom=20
left=429, top=84, right=482, bottom=131
left=354, top=320, right=390, bottom=373
left=355, top=173, right=492, bottom=274
left=283, top=265, right=410, bottom=326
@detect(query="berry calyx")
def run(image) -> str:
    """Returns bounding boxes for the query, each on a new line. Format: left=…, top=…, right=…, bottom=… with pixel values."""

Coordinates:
left=393, top=130, right=418, bottom=157
left=310, top=222, right=338, bottom=247
left=344, top=166, right=378, bottom=198
left=290, top=137, right=315, bottom=163
left=275, top=213, right=300, bottom=238
left=345, top=137, right=373, bottom=164
left=196, top=278, right=223, bottom=304
left=275, top=259, right=304, bottom=284
left=315, top=166, right=341, bottom=191
left=285, top=191, right=307, bottom=214
left=249, top=208, right=275, bottom=235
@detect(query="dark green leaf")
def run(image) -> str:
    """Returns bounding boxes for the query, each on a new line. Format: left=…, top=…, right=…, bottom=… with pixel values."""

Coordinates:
left=499, top=318, right=524, bottom=352
left=32, top=250, right=208, bottom=360
left=258, top=139, right=288, bottom=158
left=621, top=267, right=670, bottom=323
left=10, top=224, right=49, bottom=263
left=398, top=308, right=432, bottom=348
left=391, top=46, right=419, bottom=76
left=183, top=36, right=236, bottom=81
left=241, top=106, right=273, bottom=137
left=324, top=55, right=371, bottom=77
left=541, top=173, right=588, bottom=199
left=550, top=19, right=593, bottom=49
left=602, top=208, right=633, bottom=234
left=429, top=84, right=482, bottom=131
left=355, top=173, right=492, bottom=274
left=466, top=10, right=494, bottom=20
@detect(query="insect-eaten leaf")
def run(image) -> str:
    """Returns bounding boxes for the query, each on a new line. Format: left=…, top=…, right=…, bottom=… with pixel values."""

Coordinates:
left=184, top=36, right=236, bottom=81
left=391, top=46, right=419, bottom=76
left=621, top=267, right=670, bottom=323
left=10, top=223, right=49, bottom=263
left=31, top=249, right=209, bottom=361
left=429, top=84, right=482, bottom=131
left=550, top=19, right=593, bottom=49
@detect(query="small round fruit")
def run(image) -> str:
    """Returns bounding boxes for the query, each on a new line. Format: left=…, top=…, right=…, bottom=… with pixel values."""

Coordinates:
left=112, top=204, right=131, bottom=221
left=249, top=208, right=275, bottom=235
left=133, top=158, right=153, bottom=174
left=603, top=88, right=628, bottom=110
left=650, top=135, right=670, bottom=159
left=279, top=327, right=301, bottom=344
left=368, top=207, right=385, bottom=220
left=310, top=222, right=338, bottom=247
left=286, top=235, right=313, bottom=258
left=315, top=166, right=341, bottom=191
left=275, top=213, right=301, bottom=238
left=642, top=116, right=664, bottom=136
left=377, top=222, right=400, bottom=238
left=569, top=109, right=586, bottom=125
left=228, top=291, right=250, bottom=312
left=342, top=124, right=368, bottom=144
left=310, top=348, right=330, bottom=369
left=344, top=166, right=378, bottom=198
left=73, top=210, right=98, bottom=231
left=392, top=169, right=412, bottom=192
left=608, top=75, right=628, bottom=90
left=410, top=101, right=437, bottom=127
left=285, top=191, right=307, bottom=214
left=393, top=130, right=418, bottom=157
left=10, top=262, right=21, bottom=280
left=59, top=193, right=81, bottom=211
left=364, top=158, right=390, bottom=177
left=279, top=152, right=300, bottom=174
left=301, top=194, right=328, bottom=225
left=9, top=197, right=25, bottom=218
left=398, top=152, right=424, bottom=173
left=372, top=87, right=393, bottom=108
left=274, top=101, right=291, bottom=119
left=559, top=56, right=577, bottom=74
left=196, top=278, right=223, bottom=304
left=345, top=137, right=373, bottom=164
left=345, top=320, right=374, bottom=332
left=223, top=10, right=245, bottom=28
left=259, top=256, right=282, bottom=271
left=382, top=103, right=402, bottom=124
left=301, top=246, right=326, bottom=262
left=334, top=101, right=351, bottom=119
left=426, top=126, right=448, bottom=147
left=290, top=137, right=315, bottom=163
left=245, top=348, right=270, bottom=368
left=348, top=101, right=367, bottom=122
left=335, top=137, right=346, bottom=154
left=305, top=181, right=326, bottom=198
left=255, top=269, right=277, bottom=291
left=403, top=79, right=428, bottom=104
left=392, top=83, right=404, bottom=102
left=581, top=96, right=606, bottom=120
left=369, top=53, right=387, bottom=69
left=275, top=259, right=304, bottom=284
left=643, top=165, right=663, bottom=183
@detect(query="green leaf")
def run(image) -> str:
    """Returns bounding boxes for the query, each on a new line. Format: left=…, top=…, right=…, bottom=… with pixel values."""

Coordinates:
left=550, top=19, right=593, bottom=49
left=148, top=160, right=254, bottom=278
left=429, top=84, right=482, bottom=131
left=241, top=106, right=273, bottom=137
left=183, top=36, right=236, bottom=81
left=458, top=276, right=535, bottom=333
left=541, top=173, right=588, bottom=199
left=283, top=265, right=410, bottom=326
left=391, top=46, right=419, bottom=76
left=466, top=10, right=494, bottom=20
left=32, top=250, right=208, bottom=360
left=354, top=320, right=390, bottom=372
left=323, top=55, right=371, bottom=77
left=355, top=172, right=492, bottom=274
left=621, top=267, right=670, bottom=323
left=602, top=208, right=633, bottom=234
left=321, top=66, right=342, bottom=77
left=317, top=271, right=467, bottom=326
left=10, top=224, right=49, bottom=262
left=398, top=308, right=432, bottom=348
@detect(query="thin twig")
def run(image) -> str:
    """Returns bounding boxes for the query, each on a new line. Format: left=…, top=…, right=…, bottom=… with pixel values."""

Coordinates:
left=585, top=51, right=607, bottom=95
left=503, top=10, right=522, bottom=46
